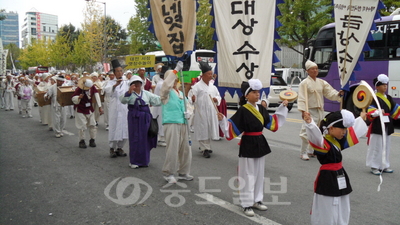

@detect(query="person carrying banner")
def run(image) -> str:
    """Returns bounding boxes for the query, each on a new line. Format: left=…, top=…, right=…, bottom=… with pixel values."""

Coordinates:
left=366, top=74, right=400, bottom=175
left=298, top=60, right=344, bottom=161
left=218, top=79, right=289, bottom=217
left=103, top=59, right=129, bottom=158
left=120, top=75, right=161, bottom=169
left=72, top=77, right=103, bottom=148
left=303, top=109, right=367, bottom=225
left=189, top=62, right=221, bottom=158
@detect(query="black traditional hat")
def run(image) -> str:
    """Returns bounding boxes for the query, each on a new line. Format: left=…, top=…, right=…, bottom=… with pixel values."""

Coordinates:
left=199, top=61, right=212, bottom=74
left=159, top=66, right=169, bottom=79
left=111, top=59, right=122, bottom=70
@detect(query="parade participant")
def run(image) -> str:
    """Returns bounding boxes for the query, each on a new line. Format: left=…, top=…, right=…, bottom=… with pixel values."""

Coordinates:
left=91, top=72, right=103, bottom=125
left=298, top=60, right=343, bottom=160
left=65, top=74, right=76, bottom=119
left=14, top=76, right=24, bottom=114
left=125, top=70, right=133, bottom=81
left=37, top=73, right=53, bottom=129
left=137, top=67, right=152, bottom=91
left=151, top=63, right=164, bottom=91
left=0, top=75, right=5, bottom=109
left=120, top=75, right=161, bottom=169
left=103, top=59, right=129, bottom=158
left=72, top=77, right=103, bottom=148
left=3, top=73, right=15, bottom=111
left=159, top=62, right=193, bottom=183
left=303, top=109, right=367, bottom=225
left=189, top=62, right=221, bottom=158
left=218, top=79, right=288, bottom=217
left=366, top=74, right=400, bottom=175
left=19, top=78, right=34, bottom=118
left=152, top=66, right=168, bottom=147
left=45, top=75, right=67, bottom=138
left=102, top=71, right=115, bottom=131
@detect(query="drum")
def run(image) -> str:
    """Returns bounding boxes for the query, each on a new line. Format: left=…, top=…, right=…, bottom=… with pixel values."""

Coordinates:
left=352, top=84, right=373, bottom=112
left=279, top=90, right=298, bottom=102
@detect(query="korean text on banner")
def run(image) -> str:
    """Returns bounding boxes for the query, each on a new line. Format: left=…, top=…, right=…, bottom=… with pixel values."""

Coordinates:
left=213, top=1, right=277, bottom=89
left=149, top=0, right=196, bottom=58
left=334, top=0, right=379, bottom=88
left=125, top=55, right=156, bottom=70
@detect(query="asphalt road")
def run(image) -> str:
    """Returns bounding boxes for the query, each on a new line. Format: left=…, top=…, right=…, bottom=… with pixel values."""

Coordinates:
left=1, top=101, right=399, bottom=225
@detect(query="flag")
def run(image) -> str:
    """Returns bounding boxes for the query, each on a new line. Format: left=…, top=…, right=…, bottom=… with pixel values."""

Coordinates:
left=148, top=0, right=197, bottom=58
left=211, top=0, right=283, bottom=97
left=334, top=0, right=381, bottom=89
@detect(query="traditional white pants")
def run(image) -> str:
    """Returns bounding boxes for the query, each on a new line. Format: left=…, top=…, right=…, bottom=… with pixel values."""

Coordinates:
left=66, top=105, right=74, bottom=118
left=75, top=110, right=97, bottom=140
left=366, top=134, right=391, bottom=169
left=4, top=92, right=14, bottom=110
left=17, top=99, right=22, bottom=112
left=311, top=193, right=350, bottom=225
left=40, top=105, right=52, bottom=126
left=103, top=100, right=109, bottom=126
left=109, top=139, right=127, bottom=149
left=162, top=124, right=191, bottom=176
left=238, top=156, right=265, bottom=208
left=299, top=108, right=324, bottom=155
left=21, top=99, right=32, bottom=116
left=52, top=106, right=66, bottom=135
left=199, top=139, right=211, bottom=151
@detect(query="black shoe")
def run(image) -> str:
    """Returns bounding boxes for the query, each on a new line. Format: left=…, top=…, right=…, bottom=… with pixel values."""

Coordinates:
left=79, top=140, right=87, bottom=148
left=89, top=139, right=96, bottom=147
left=70, top=115, right=74, bottom=119
left=95, top=121, right=98, bottom=126
left=203, top=150, right=210, bottom=158
left=110, top=148, right=117, bottom=158
left=116, top=148, right=127, bottom=157
left=34, top=103, right=38, bottom=107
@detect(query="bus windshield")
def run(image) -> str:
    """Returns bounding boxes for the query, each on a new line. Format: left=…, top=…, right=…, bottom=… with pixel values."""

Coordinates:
left=308, top=15, right=400, bottom=112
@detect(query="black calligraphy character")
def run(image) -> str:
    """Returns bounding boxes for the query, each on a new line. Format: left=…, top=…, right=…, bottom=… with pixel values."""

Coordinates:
left=233, top=41, right=259, bottom=60
left=231, top=1, right=255, bottom=15
left=337, top=30, right=360, bottom=46
left=232, top=18, right=258, bottom=35
left=340, top=15, right=363, bottom=30
left=236, top=63, right=259, bottom=79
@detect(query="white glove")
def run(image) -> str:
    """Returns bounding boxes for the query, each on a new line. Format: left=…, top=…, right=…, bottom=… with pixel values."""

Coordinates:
left=175, top=61, right=183, bottom=72
left=184, top=111, right=191, bottom=119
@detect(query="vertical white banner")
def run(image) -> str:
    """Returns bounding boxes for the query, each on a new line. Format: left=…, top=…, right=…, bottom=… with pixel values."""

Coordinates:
left=214, top=1, right=276, bottom=88
left=334, top=0, right=379, bottom=88
left=149, top=0, right=196, bottom=58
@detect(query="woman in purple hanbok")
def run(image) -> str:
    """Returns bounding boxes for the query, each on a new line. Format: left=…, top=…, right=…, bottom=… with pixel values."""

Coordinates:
left=120, top=76, right=161, bottom=168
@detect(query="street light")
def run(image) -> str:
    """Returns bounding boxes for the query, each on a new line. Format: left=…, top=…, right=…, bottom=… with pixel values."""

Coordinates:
left=85, top=0, right=107, bottom=65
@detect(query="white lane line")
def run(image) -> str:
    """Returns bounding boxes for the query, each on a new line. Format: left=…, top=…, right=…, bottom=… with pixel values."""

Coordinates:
left=195, top=193, right=282, bottom=225
left=62, top=130, right=75, bottom=136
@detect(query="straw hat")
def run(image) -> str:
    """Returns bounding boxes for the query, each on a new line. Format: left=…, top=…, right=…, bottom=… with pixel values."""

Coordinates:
left=78, top=77, right=94, bottom=91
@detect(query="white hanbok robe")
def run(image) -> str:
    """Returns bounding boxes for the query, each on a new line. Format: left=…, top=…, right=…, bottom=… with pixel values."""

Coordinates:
left=104, top=79, right=129, bottom=143
left=37, top=81, right=52, bottom=126
left=189, top=79, right=221, bottom=141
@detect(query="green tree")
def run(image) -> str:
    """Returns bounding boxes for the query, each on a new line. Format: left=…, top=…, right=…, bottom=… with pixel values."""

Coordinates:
left=4, top=43, right=21, bottom=70
left=0, top=9, right=6, bottom=21
left=19, top=39, right=51, bottom=69
left=196, top=0, right=214, bottom=50
left=104, top=16, right=128, bottom=57
left=277, top=0, right=333, bottom=63
left=380, top=0, right=400, bottom=15
left=49, top=34, right=72, bottom=69
left=83, top=1, right=106, bottom=64
left=70, top=32, right=91, bottom=71
left=58, top=23, right=81, bottom=52
left=127, top=0, right=159, bottom=54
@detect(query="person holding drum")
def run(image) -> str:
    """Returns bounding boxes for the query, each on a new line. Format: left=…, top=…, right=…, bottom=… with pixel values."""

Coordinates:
left=298, top=60, right=344, bottom=161
left=366, top=74, right=400, bottom=175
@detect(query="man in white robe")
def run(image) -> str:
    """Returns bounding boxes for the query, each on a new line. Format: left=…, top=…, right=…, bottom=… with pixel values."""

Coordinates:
left=3, top=73, right=15, bottom=111
left=102, top=71, right=115, bottom=131
left=45, top=75, right=67, bottom=138
left=103, top=59, right=129, bottom=158
left=189, top=62, right=221, bottom=158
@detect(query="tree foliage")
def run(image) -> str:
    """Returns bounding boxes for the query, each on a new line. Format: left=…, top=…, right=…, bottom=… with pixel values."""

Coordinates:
left=380, top=0, right=400, bottom=15
left=4, top=43, right=21, bottom=70
left=196, top=0, right=214, bottom=50
left=277, top=0, right=333, bottom=57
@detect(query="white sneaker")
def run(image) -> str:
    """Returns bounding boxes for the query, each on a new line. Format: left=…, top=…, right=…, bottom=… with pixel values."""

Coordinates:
left=382, top=168, right=394, bottom=173
left=253, top=201, right=268, bottom=211
left=243, top=207, right=254, bottom=217
left=301, top=153, right=310, bottom=161
left=55, top=134, right=61, bottom=138
left=105, top=126, right=109, bottom=131
left=22, top=115, right=26, bottom=118
left=371, top=168, right=381, bottom=175
left=60, top=132, right=64, bottom=137
left=129, top=163, right=139, bottom=169
left=28, top=115, right=33, bottom=118
left=178, top=174, right=193, bottom=181
left=157, top=141, right=167, bottom=147
left=164, top=175, right=177, bottom=184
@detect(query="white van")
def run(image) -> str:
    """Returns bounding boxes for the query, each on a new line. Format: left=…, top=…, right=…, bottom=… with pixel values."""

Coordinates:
left=274, top=68, right=306, bottom=93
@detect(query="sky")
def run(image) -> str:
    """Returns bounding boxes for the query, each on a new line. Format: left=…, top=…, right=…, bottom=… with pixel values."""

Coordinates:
left=2, top=0, right=137, bottom=30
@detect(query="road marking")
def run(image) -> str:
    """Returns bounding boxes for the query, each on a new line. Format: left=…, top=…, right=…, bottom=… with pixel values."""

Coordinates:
left=195, top=193, right=282, bottom=225
left=62, top=130, right=75, bottom=136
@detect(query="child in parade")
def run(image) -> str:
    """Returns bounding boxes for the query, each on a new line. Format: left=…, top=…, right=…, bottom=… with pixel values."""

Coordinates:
left=19, top=78, right=34, bottom=118
left=218, top=79, right=289, bottom=217
left=366, top=74, right=400, bottom=175
left=303, top=109, right=367, bottom=225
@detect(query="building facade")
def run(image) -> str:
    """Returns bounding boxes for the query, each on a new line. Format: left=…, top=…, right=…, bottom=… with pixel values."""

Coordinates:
left=0, top=11, right=19, bottom=48
left=21, top=11, right=58, bottom=48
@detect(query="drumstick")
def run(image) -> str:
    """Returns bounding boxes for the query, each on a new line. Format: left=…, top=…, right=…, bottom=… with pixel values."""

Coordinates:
left=209, top=94, right=219, bottom=114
